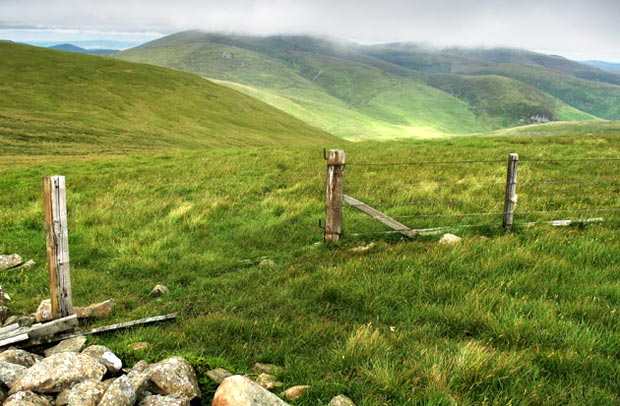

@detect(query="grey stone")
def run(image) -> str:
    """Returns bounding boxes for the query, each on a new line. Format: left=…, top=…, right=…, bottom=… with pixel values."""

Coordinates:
left=254, top=373, right=284, bottom=391
left=251, top=363, right=283, bottom=375
left=44, top=336, right=88, bottom=357
left=150, top=285, right=169, bottom=297
left=81, top=345, right=123, bottom=375
left=127, top=342, right=151, bottom=352
left=74, top=299, right=115, bottom=319
left=0, top=254, right=22, bottom=271
left=138, top=395, right=190, bottom=406
left=0, top=362, right=28, bottom=389
left=9, top=352, right=106, bottom=394
left=55, top=389, right=70, bottom=406
left=98, top=375, right=136, bottom=406
left=68, top=379, right=108, bottom=406
left=281, top=385, right=311, bottom=401
left=258, top=259, right=276, bottom=270
left=212, top=375, right=289, bottom=406
left=0, top=306, right=10, bottom=324
left=4, top=315, right=34, bottom=328
left=330, top=394, right=356, bottom=406
left=439, top=233, right=462, bottom=244
left=34, top=300, right=52, bottom=323
left=4, top=391, right=51, bottom=406
left=144, top=357, right=200, bottom=400
left=206, top=368, right=233, bottom=384
left=0, top=350, right=43, bottom=368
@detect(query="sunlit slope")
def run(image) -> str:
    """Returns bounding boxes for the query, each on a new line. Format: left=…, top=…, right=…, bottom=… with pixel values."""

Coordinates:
left=0, top=42, right=339, bottom=156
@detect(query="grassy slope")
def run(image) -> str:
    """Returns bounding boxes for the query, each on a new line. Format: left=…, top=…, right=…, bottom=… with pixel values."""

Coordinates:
left=0, top=41, right=339, bottom=160
left=2, top=122, right=619, bottom=405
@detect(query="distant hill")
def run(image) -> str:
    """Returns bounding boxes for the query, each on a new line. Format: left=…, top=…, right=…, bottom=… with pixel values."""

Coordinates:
left=582, top=61, right=620, bottom=73
left=49, top=43, right=117, bottom=55
left=115, top=31, right=614, bottom=140
left=0, top=42, right=340, bottom=157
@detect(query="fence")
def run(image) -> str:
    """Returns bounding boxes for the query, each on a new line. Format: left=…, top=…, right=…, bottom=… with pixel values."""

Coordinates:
left=323, top=149, right=620, bottom=242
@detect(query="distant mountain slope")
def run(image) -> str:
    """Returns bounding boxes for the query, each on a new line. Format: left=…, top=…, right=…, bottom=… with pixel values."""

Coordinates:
left=49, top=43, right=117, bottom=55
left=583, top=61, right=620, bottom=73
left=115, top=31, right=607, bottom=140
left=0, top=42, right=340, bottom=156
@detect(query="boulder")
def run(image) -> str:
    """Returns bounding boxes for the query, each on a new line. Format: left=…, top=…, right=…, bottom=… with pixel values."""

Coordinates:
left=439, top=233, right=462, bottom=244
left=330, top=394, right=356, bottom=406
left=82, top=345, right=123, bottom=374
left=4, top=391, right=51, bottom=406
left=281, top=385, right=311, bottom=401
left=9, top=352, right=106, bottom=394
left=44, top=336, right=87, bottom=357
left=0, top=349, right=43, bottom=368
left=74, top=299, right=115, bottom=319
left=0, top=362, right=28, bottom=389
left=144, top=357, right=200, bottom=400
left=206, top=368, right=233, bottom=384
left=213, top=375, right=289, bottom=406
left=34, top=300, right=52, bottom=323
left=0, top=254, right=22, bottom=271
left=97, top=375, right=136, bottom=406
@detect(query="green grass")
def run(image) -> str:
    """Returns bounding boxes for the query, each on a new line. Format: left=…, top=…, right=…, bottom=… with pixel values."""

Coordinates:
left=0, top=41, right=339, bottom=163
left=2, top=125, right=619, bottom=405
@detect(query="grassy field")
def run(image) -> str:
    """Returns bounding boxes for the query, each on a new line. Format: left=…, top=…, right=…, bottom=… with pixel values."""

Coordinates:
left=1, top=124, right=619, bottom=405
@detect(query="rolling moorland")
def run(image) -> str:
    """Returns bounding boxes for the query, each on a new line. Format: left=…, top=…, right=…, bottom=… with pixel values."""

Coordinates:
left=115, top=31, right=620, bottom=140
left=1, top=40, right=620, bottom=405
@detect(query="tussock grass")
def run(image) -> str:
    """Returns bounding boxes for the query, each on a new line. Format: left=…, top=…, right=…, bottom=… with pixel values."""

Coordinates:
left=1, top=131, right=619, bottom=405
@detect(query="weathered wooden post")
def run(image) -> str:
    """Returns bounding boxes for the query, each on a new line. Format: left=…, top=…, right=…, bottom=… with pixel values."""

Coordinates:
left=325, top=149, right=345, bottom=243
left=503, top=153, right=519, bottom=231
left=43, top=176, right=74, bottom=319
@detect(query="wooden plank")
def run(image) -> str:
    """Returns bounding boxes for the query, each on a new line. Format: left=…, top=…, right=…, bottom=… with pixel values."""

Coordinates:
left=325, top=149, right=345, bottom=243
left=0, top=323, right=20, bottom=336
left=502, top=153, right=519, bottom=231
left=344, top=195, right=417, bottom=238
left=0, top=333, right=29, bottom=347
left=28, top=314, right=79, bottom=339
left=26, top=313, right=177, bottom=347
left=43, top=176, right=74, bottom=319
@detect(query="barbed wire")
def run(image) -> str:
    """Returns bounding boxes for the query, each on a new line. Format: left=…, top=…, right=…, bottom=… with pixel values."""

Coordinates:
left=344, top=157, right=620, bottom=167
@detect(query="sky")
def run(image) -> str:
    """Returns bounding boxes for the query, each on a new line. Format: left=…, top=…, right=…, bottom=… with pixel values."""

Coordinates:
left=1, top=0, right=619, bottom=61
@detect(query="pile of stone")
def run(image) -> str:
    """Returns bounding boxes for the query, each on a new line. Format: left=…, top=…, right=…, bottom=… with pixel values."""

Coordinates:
left=207, top=363, right=355, bottom=406
left=0, top=337, right=200, bottom=405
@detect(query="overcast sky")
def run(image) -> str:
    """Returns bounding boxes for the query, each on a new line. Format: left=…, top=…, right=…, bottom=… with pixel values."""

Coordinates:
left=1, top=0, right=619, bottom=61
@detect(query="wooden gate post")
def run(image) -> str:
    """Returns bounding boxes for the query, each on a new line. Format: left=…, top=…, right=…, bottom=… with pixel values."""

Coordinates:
left=503, top=153, right=519, bottom=231
left=43, top=176, right=74, bottom=319
left=325, top=149, right=345, bottom=242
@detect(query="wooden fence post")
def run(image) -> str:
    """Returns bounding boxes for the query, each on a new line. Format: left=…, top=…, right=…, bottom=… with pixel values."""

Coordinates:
left=43, top=176, right=74, bottom=319
left=325, top=149, right=345, bottom=243
left=503, top=153, right=519, bottom=231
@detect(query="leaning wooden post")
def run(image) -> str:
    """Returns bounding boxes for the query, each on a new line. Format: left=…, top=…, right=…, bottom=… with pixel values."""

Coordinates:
left=43, top=176, right=74, bottom=319
left=503, top=153, right=519, bottom=231
left=325, top=149, right=345, bottom=243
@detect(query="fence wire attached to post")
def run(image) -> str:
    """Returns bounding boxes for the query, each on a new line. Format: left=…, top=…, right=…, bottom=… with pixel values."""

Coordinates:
left=503, top=153, right=519, bottom=231
left=325, top=149, right=345, bottom=243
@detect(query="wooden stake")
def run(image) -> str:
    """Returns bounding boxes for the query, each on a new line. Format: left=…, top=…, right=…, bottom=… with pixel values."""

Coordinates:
left=43, top=176, right=73, bottom=319
left=503, top=153, right=519, bottom=231
left=325, top=149, right=345, bottom=242
left=344, top=195, right=416, bottom=238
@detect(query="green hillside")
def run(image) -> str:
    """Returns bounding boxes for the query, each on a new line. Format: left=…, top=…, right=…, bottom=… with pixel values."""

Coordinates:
left=0, top=41, right=339, bottom=160
left=115, top=31, right=609, bottom=140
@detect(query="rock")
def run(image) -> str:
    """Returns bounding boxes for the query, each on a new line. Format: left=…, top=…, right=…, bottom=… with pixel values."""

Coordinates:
left=258, top=259, right=277, bottom=270
left=0, top=306, right=10, bottom=323
left=14, top=260, right=36, bottom=271
left=254, top=373, right=284, bottom=391
left=213, top=375, right=289, bottom=406
left=206, top=368, right=233, bottom=384
left=439, top=233, right=462, bottom=244
left=44, top=336, right=88, bottom=357
left=4, top=315, right=35, bottom=328
left=82, top=345, right=123, bottom=375
left=127, top=342, right=151, bottom=351
left=0, top=350, right=43, bottom=368
left=9, top=352, right=106, bottom=394
left=4, top=391, right=51, bottom=406
left=97, top=375, right=136, bottom=406
left=138, top=395, right=190, bottom=406
left=74, top=299, right=115, bottom=319
left=0, top=286, right=10, bottom=305
left=126, top=361, right=150, bottom=394
left=145, top=357, right=200, bottom=400
left=330, top=394, right=356, bottom=406
left=150, top=285, right=169, bottom=297
left=0, top=254, right=22, bottom=271
left=0, top=362, right=28, bottom=389
left=282, top=385, right=311, bottom=401
left=128, top=360, right=150, bottom=374
left=55, top=389, right=70, bottom=406
left=350, top=243, right=375, bottom=252
left=0, top=388, right=6, bottom=404
left=34, top=300, right=52, bottom=323
left=251, top=363, right=283, bottom=375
